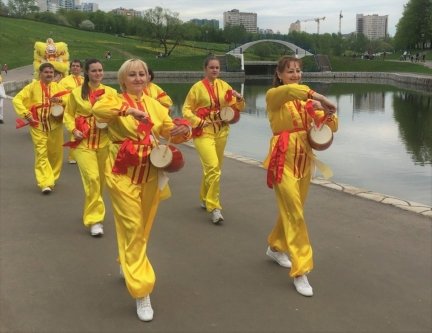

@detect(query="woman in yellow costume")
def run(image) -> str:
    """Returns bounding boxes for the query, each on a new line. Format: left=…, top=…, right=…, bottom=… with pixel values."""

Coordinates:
left=60, top=59, right=85, bottom=164
left=182, top=55, right=245, bottom=224
left=144, top=68, right=173, bottom=111
left=13, top=63, right=68, bottom=193
left=264, top=56, right=338, bottom=297
left=63, top=58, right=117, bottom=237
left=92, top=59, right=191, bottom=322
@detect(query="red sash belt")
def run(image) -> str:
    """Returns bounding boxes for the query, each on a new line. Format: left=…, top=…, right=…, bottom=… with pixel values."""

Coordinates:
left=112, top=138, right=150, bottom=174
left=63, top=116, right=91, bottom=148
left=266, top=128, right=305, bottom=189
left=192, top=107, right=211, bottom=138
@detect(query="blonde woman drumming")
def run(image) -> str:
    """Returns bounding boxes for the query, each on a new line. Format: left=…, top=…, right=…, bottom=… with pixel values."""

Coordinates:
left=92, top=59, right=191, bottom=322
left=264, top=56, right=338, bottom=297
left=182, top=55, right=245, bottom=224
left=63, top=58, right=116, bottom=237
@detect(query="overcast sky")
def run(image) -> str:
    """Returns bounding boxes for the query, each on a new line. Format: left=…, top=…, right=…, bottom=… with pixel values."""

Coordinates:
left=95, top=0, right=408, bottom=36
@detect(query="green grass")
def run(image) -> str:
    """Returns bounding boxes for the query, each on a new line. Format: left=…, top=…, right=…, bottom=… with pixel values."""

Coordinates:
left=1, top=16, right=431, bottom=75
left=329, top=56, right=432, bottom=74
left=0, top=17, right=226, bottom=71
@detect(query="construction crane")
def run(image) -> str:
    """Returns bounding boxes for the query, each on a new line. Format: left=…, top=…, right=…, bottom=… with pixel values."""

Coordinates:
left=301, top=16, right=326, bottom=34
left=314, top=16, right=326, bottom=34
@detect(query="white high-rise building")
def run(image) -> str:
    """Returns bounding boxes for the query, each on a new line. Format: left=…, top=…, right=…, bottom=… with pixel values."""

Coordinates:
left=356, top=14, right=388, bottom=39
left=36, top=0, right=81, bottom=12
left=81, top=2, right=99, bottom=12
left=223, top=9, right=257, bottom=33
left=289, top=20, right=301, bottom=33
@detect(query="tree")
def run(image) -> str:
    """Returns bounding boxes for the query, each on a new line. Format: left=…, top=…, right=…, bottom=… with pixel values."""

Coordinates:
left=7, top=0, right=38, bottom=17
left=0, top=0, right=9, bottom=15
left=58, top=9, right=87, bottom=28
left=79, top=19, right=95, bottom=31
left=143, top=7, right=184, bottom=57
left=394, top=0, right=432, bottom=50
left=223, top=25, right=248, bottom=44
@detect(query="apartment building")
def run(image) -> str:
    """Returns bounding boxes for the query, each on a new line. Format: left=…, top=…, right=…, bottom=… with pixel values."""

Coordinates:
left=223, top=9, right=257, bottom=33
left=356, top=14, right=388, bottom=40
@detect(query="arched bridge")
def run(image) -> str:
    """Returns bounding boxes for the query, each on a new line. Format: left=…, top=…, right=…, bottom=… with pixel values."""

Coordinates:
left=227, top=39, right=313, bottom=58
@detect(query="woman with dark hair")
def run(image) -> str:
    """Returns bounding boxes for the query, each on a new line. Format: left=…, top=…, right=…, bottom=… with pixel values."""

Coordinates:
left=182, top=55, right=245, bottom=224
left=92, top=59, right=191, bottom=322
left=264, top=56, right=338, bottom=297
left=63, top=58, right=117, bottom=237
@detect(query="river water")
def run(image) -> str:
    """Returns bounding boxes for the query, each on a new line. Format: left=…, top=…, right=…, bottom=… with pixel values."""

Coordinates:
left=114, top=78, right=432, bottom=206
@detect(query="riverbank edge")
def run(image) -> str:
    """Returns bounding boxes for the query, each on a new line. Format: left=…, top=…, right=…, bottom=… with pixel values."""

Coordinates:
left=4, top=71, right=431, bottom=217
left=216, top=147, right=432, bottom=218
left=4, top=70, right=432, bottom=93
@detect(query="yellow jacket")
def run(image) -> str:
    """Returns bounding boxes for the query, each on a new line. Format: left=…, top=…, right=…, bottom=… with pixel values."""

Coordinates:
left=144, top=82, right=173, bottom=109
left=92, top=92, right=191, bottom=184
left=13, top=80, right=67, bottom=132
left=264, top=83, right=338, bottom=179
left=64, top=83, right=117, bottom=149
left=182, top=78, right=245, bottom=135
left=59, top=74, right=84, bottom=91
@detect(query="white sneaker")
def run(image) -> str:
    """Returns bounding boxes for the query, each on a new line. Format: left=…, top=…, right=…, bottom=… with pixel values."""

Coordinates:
left=119, top=265, right=124, bottom=279
left=211, top=209, right=224, bottom=224
left=90, top=223, right=104, bottom=237
left=266, top=246, right=291, bottom=268
left=68, top=159, right=77, bottom=164
left=200, top=201, right=206, bottom=209
left=41, top=187, right=52, bottom=194
left=294, top=275, right=313, bottom=297
left=136, top=295, right=154, bottom=322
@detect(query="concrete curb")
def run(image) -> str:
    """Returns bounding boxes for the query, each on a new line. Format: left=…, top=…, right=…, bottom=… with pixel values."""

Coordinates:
left=182, top=142, right=432, bottom=218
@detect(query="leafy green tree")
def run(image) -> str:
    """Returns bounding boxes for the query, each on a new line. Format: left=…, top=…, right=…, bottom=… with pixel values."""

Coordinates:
left=143, top=7, right=184, bottom=57
left=0, top=0, right=9, bottom=15
left=58, top=9, right=87, bottom=28
left=7, top=0, right=38, bottom=16
left=33, top=11, right=60, bottom=24
left=394, top=0, right=432, bottom=50
left=223, top=25, right=248, bottom=44
left=79, top=19, right=95, bottom=31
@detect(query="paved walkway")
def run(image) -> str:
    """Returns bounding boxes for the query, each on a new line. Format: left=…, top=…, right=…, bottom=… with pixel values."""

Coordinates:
left=1, top=67, right=431, bottom=333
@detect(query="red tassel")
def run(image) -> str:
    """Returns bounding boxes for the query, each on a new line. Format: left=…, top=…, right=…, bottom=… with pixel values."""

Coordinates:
left=112, top=139, right=140, bottom=174
left=224, top=89, right=233, bottom=102
left=15, top=118, right=28, bottom=129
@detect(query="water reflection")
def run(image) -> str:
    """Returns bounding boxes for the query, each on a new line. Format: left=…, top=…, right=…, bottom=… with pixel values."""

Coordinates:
left=393, top=92, right=432, bottom=166
left=114, top=79, right=432, bottom=205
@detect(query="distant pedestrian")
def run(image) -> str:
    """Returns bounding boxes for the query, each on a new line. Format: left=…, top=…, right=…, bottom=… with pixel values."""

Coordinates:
left=0, top=74, right=11, bottom=124
left=1, top=63, right=8, bottom=75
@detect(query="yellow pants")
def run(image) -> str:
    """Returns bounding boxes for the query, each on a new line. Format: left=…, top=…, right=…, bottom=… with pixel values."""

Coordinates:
left=68, top=134, right=75, bottom=162
left=268, top=170, right=314, bottom=278
left=105, top=155, right=162, bottom=299
left=30, top=126, right=63, bottom=190
left=74, top=146, right=108, bottom=227
left=193, top=127, right=229, bottom=212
